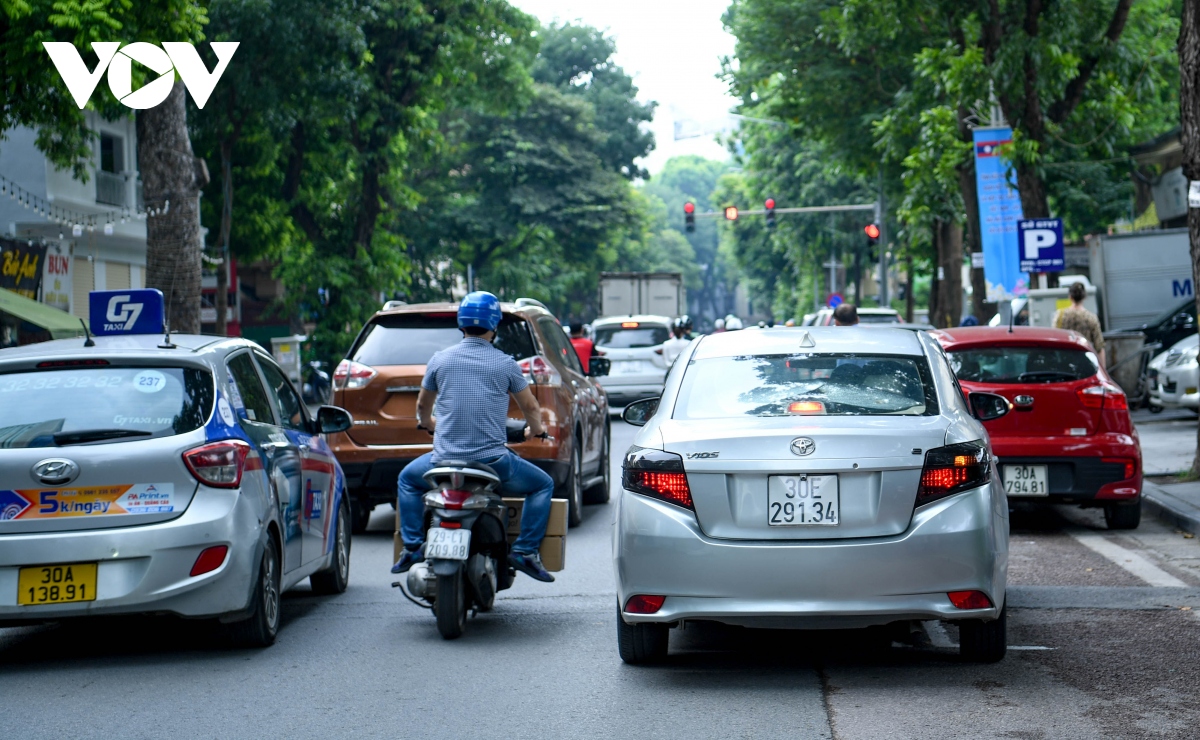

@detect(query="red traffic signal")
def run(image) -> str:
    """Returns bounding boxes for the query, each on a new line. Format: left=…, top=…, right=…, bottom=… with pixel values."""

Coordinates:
left=684, top=202, right=695, bottom=214
left=864, top=223, right=881, bottom=240
left=764, top=198, right=775, bottom=210
left=724, top=206, right=739, bottom=221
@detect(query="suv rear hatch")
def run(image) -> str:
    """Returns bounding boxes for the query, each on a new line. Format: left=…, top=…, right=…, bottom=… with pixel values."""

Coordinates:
left=594, top=321, right=670, bottom=380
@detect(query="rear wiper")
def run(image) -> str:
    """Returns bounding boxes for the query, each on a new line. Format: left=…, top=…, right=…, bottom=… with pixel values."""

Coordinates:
left=53, top=429, right=154, bottom=446
left=1017, top=371, right=1078, bottom=383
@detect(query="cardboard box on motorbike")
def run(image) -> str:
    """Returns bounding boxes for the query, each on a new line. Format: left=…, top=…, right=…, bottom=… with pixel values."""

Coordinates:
left=392, top=498, right=568, bottom=571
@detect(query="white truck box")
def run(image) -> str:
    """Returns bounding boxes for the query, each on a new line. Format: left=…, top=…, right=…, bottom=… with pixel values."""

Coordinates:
left=599, top=272, right=684, bottom=318
left=1087, top=229, right=1193, bottom=330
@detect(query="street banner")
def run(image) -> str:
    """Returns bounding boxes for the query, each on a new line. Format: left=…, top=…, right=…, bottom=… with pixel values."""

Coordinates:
left=1017, top=218, right=1065, bottom=273
left=0, top=237, right=47, bottom=300
left=972, top=128, right=1027, bottom=300
left=41, top=247, right=72, bottom=313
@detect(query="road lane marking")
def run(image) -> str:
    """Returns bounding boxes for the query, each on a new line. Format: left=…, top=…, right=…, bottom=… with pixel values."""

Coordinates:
left=1009, top=645, right=1054, bottom=651
left=1068, top=529, right=1189, bottom=588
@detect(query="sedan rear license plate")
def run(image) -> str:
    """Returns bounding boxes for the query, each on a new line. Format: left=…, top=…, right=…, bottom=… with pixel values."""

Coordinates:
left=615, top=360, right=647, bottom=374
left=425, top=527, right=471, bottom=560
left=18, top=563, right=98, bottom=605
left=767, top=475, right=839, bottom=526
left=1003, top=464, right=1048, bottom=496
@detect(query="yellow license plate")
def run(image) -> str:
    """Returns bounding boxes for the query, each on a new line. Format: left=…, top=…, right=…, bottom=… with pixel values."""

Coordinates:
left=17, top=563, right=98, bottom=605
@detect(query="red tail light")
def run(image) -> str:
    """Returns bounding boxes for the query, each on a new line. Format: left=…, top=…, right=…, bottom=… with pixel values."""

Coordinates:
left=1103, top=457, right=1137, bottom=481
left=190, top=545, right=229, bottom=577
left=1077, top=382, right=1127, bottom=410
left=441, top=489, right=471, bottom=510
left=787, top=400, right=826, bottom=415
left=439, top=520, right=462, bottom=529
left=916, top=441, right=990, bottom=507
left=947, top=590, right=993, bottom=609
left=623, top=447, right=694, bottom=510
left=183, top=440, right=251, bottom=488
left=625, top=594, right=666, bottom=614
left=333, top=359, right=377, bottom=390
left=518, top=355, right=559, bottom=385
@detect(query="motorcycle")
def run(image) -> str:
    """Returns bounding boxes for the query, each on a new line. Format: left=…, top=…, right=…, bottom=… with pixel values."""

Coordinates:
left=395, top=420, right=548, bottom=639
left=302, top=360, right=332, bottom=406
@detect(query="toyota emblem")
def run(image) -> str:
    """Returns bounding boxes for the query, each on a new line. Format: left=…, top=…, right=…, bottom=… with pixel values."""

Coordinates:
left=790, top=437, right=816, bottom=456
left=32, top=458, right=80, bottom=486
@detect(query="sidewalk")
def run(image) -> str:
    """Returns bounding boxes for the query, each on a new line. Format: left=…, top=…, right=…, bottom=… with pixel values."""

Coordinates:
left=1144, top=480, right=1200, bottom=535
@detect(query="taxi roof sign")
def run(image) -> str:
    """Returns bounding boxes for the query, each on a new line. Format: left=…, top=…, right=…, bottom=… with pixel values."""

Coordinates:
left=89, top=289, right=165, bottom=336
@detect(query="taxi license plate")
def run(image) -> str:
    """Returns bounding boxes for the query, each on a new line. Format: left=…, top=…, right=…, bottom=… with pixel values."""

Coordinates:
left=767, top=475, right=839, bottom=525
left=1004, top=465, right=1048, bottom=496
left=426, top=528, right=471, bottom=560
left=18, top=563, right=98, bottom=605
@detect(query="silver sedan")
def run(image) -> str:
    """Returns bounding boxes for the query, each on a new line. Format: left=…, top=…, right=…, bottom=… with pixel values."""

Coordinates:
left=613, top=327, right=1012, bottom=663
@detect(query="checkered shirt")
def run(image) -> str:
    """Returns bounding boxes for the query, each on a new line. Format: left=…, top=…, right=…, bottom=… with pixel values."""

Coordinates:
left=423, top=336, right=529, bottom=461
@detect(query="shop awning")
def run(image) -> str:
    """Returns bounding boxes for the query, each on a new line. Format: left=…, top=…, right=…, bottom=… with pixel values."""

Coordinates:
left=0, top=288, right=88, bottom=339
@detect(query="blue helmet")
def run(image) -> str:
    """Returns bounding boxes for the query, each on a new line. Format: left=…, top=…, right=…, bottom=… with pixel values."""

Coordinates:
left=458, top=291, right=502, bottom=332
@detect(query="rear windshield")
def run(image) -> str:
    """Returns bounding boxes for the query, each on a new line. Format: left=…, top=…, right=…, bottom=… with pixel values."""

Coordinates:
left=0, top=367, right=214, bottom=448
left=859, top=313, right=901, bottom=324
left=595, top=324, right=670, bottom=348
left=350, top=314, right=536, bottom=366
left=674, top=354, right=938, bottom=418
left=948, top=347, right=1097, bottom=384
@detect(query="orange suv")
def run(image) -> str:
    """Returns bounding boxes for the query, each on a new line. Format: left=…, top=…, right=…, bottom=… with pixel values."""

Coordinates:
left=329, top=299, right=612, bottom=532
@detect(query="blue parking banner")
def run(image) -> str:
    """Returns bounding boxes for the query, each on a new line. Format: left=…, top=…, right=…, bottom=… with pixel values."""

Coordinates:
left=1016, top=218, right=1065, bottom=273
left=88, top=289, right=166, bottom=336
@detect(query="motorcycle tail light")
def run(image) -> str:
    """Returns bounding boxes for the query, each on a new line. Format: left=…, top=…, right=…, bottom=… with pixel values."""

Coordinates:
left=1077, top=381, right=1127, bottom=410
left=916, top=441, right=990, bottom=507
left=183, top=440, right=251, bottom=488
left=623, top=447, right=693, bottom=510
left=947, top=590, right=993, bottom=609
left=441, top=489, right=471, bottom=510
left=333, top=359, right=377, bottom=390
left=518, top=355, right=559, bottom=385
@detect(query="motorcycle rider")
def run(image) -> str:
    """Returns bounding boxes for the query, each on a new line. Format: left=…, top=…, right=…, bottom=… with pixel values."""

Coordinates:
left=391, top=291, right=556, bottom=583
left=660, top=318, right=691, bottom=367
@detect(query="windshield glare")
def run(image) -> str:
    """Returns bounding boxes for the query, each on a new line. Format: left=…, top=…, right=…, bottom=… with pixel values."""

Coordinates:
left=674, top=354, right=938, bottom=419
left=948, top=347, right=1098, bottom=384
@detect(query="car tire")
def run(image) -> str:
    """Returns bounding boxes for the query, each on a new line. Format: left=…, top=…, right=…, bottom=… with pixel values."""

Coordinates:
left=958, top=606, right=1006, bottom=663
left=563, top=441, right=584, bottom=528
left=617, top=605, right=668, bottom=664
left=310, top=497, right=351, bottom=595
left=226, top=536, right=281, bottom=648
left=584, top=420, right=611, bottom=505
left=435, top=568, right=467, bottom=640
left=1105, top=500, right=1142, bottom=530
left=350, top=496, right=372, bottom=534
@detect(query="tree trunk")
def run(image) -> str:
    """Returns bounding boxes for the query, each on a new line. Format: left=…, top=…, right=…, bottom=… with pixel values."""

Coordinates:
left=959, top=158, right=995, bottom=323
left=139, top=81, right=208, bottom=334
left=905, top=253, right=914, bottom=322
left=933, top=219, right=964, bottom=328
left=1180, top=0, right=1200, bottom=476
left=216, top=140, right=233, bottom=336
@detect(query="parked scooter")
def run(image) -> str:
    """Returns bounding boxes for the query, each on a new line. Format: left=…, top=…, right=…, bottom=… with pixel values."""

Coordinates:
left=302, top=361, right=332, bottom=406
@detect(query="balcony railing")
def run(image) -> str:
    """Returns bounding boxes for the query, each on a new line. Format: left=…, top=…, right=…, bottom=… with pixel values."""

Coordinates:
left=95, top=170, right=127, bottom=207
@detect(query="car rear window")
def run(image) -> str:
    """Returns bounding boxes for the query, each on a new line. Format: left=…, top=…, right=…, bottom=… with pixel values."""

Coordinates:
left=674, top=353, right=938, bottom=418
left=0, top=367, right=214, bottom=448
left=859, top=313, right=901, bottom=324
left=948, top=347, right=1097, bottom=384
left=349, top=314, right=537, bottom=366
left=594, top=324, right=670, bottom=348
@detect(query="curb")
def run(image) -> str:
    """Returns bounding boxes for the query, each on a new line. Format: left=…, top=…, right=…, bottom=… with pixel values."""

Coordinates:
left=1143, top=481, right=1200, bottom=534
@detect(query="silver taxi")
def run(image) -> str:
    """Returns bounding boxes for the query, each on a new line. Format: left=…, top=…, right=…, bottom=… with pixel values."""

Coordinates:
left=0, top=333, right=354, bottom=646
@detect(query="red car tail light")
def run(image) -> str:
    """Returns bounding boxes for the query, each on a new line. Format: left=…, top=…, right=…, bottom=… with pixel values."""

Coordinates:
left=333, top=359, right=377, bottom=390
left=1103, top=457, right=1137, bottom=481
left=625, top=594, right=666, bottom=614
left=183, top=440, right=251, bottom=488
left=1077, top=381, right=1127, bottom=410
left=518, top=355, right=559, bottom=385
left=190, top=545, right=229, bottom=577
left=916, top=441, right=990, bottom=507
left=948, top=590, right=993, bottom=609
left=623, top=447, right=694, bottom=510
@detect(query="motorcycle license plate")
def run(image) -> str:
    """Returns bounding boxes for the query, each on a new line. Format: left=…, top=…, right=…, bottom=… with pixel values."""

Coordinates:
left=426, top=527, right=471, bottom=560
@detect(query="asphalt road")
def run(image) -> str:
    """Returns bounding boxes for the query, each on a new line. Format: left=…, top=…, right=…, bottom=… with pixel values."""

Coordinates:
left=4, top=421, right=1200, bottom=739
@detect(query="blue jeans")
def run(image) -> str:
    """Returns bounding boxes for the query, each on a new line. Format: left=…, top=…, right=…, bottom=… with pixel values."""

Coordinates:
left=397, top=451, right=555, bottom=555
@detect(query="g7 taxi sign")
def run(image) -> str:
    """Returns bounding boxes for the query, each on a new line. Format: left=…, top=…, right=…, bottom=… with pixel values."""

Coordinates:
left=1017, top=218, right=1065, bottom=273
left=88, top=289, right=165, bottom=336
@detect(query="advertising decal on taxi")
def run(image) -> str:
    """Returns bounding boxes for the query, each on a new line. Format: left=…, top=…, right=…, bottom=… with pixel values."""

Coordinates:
left=0, top=484, right=175, bottom=520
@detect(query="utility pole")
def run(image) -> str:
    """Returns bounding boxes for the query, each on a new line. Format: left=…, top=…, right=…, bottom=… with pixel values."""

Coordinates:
left=823, top=252, right=840, bottom=298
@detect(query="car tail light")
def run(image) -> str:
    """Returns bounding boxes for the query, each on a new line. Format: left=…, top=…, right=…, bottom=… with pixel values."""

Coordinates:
left=1077, top=381, right=1127, bottom=410
left=333, top=359, right=377, bottom=390
left=518, top=355, right=559, bottom=385
left=787, top=400, right=826, bottom=415
left=183, top=440, right=251, bottom=488
left=623, top=447, right=693, bottom=510
left=1103, top=457, right=1137, bottom=481
left=947, top=590, right=993, bottom=609
left=190, top=545, right=229, bottom=577
left=625, top=594, right=666, bottom=614
left=916, top=441, right=990, bottom=507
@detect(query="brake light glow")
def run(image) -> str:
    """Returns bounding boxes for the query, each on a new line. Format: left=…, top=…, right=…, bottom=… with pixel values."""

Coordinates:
left=787, top=400, right=826, bottom=415
left=623, top=447, right=694, bottom=510
left=625, top=594, right=666, bottom=614
left=183, top=440, right=252, bottom=488
left=518, top=355, right=559, bottom=385
left=621, top=321, right=640, bottom=328
left=439, top=520, right=463, bottom=529
left=1077, top=382, right=1127, bottom=410
left=916, top=441, right=990, bottom=507
left=333, top=359, right=377, bottom=390
left=947, top=590, right=993, bottom=610
left=190, top=545, right=229, bottom=577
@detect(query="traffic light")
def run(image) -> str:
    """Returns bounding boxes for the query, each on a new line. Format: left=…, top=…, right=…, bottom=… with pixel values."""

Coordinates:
left=724, top=206, right=739, bottom=221
left=864, top=223, right=880, bottom=247
left=765, top=198, right=776, bottom=229
left=684, top=202, right=695, bottom=232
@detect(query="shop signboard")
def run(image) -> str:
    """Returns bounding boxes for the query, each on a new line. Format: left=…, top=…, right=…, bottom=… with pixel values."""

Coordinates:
left=41, top=247, right=72, bottom=312
left=0, top=237, right=47, bottom=300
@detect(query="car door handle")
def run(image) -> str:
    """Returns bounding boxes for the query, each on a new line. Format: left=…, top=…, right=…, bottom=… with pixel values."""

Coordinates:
left=262, top=441, right=291, bottom=452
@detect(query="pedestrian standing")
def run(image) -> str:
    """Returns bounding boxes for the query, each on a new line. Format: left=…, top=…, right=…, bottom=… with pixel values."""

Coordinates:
left=1054, top=282, right=1106, bottom=367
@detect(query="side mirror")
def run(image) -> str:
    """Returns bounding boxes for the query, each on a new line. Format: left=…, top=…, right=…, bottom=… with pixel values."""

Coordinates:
left=316, top=405, right=353, bottom=434
left=968, top=392, right=1012, bottom=422
left=588, top=357, right=611, bottom=378
left=1175, top=312, right=1195, bottom=329
left=622, top=397, right=660, bottom=427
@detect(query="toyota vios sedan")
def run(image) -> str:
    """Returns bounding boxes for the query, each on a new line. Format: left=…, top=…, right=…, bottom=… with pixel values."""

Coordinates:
left=0, top=334, right=354, bottom=646
left=614, top=327, right=1011, bottom=664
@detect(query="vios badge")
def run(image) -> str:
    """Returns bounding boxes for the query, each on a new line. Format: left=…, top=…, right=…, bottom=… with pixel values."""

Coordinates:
left=32, top=458, right=80, bottom=486
left=790, top=437, right=816, bottom=456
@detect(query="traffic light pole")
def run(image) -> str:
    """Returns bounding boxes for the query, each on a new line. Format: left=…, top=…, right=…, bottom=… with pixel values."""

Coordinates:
left=691, top=203, right=876, bottom=219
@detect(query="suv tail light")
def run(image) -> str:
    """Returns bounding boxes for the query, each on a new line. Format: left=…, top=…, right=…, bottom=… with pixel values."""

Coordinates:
left=183, top=440, right=252, bottom=488
left=519, top=356, right=560, bottom=385
left=334, top=359, right=377, bottom=390
left=916, top=441, right=990, bottom=507
left=1077, top=381, right=1127, bottom=410
left=623, top=447, right=693, bottom=510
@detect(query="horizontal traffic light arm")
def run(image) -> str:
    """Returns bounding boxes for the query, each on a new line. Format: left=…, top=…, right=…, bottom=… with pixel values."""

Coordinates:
left=693, top=203, right=876, bottom=219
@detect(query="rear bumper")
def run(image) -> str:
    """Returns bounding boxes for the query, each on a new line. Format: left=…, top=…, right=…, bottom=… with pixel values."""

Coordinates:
left=597, top=380, right=665, bottom=406
left=990, top=434, right=1142, bottom=502
left=0, top=487, right=260, bottom=622
left=614, top=485, right=1007, bottom=628
left=1157, top=367, right=1200, bottom=409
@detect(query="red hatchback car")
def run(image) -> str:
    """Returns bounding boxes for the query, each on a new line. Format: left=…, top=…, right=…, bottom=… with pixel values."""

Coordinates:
left=934, top=327, right=1143, bottom=529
